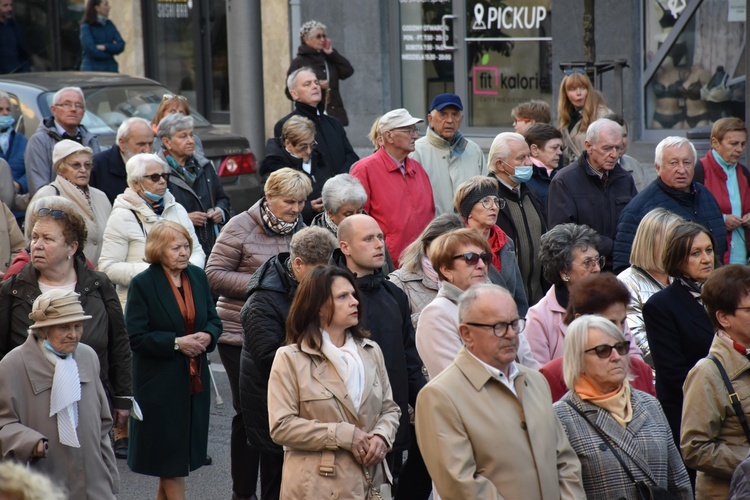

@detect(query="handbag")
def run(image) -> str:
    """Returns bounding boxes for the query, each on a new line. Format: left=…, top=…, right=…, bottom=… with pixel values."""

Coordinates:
left=564, top=400, right=678, bottom=500
left=707, top=355, right=750, bottom=444
left=364, top=465, right=392, bottom=500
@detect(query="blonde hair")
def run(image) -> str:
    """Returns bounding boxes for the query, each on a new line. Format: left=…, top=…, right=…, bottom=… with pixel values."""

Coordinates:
left=557, top=72, right=606, bottom=133
left=563, top=315, right=630, bottom=390
left=0, top=461, right=66, bottom=500
left=368, top=116, right=383, bottom=149
left=144, top=220, right=193, bottom=264
left=282, top=115, right=315, bottom=146
left=629, top=208, right=684, bottom=271
left=264, top=167, right=313, bottom=199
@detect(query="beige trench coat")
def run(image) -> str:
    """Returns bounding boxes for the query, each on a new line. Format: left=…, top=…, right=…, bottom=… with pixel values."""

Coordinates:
left=268, top=338, right=400, bottom=499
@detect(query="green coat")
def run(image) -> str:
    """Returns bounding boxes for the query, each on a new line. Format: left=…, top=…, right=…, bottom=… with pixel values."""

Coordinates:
left=125, top=264, right=221, bottom=477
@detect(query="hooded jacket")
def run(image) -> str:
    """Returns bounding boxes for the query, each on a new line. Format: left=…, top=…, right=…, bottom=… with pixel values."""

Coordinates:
left=331, top=249, right=426, bottom=450
left=25, top=116, right=101, bottom=196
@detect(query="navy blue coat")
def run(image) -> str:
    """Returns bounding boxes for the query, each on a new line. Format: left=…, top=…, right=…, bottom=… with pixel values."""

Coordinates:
left=547, top=151, right=638, bottom=263
left=643, top=281, right=714, bottom=447
left=91, top=144, right=127, bottom=204
left=613, top=178, right=727, bottom=272
left=0, top=19, right=31, bottom=73
left=80, top=20, right=125, bottom=72
left=526, top=164, right=557, bottom=211
left=1, top=129, right=27, bottom=193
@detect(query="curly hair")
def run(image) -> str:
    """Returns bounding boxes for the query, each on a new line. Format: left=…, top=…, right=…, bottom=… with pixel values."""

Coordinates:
left=539, top=223, right=600, bottom=287
left=31, top=198, right=88, bottom=257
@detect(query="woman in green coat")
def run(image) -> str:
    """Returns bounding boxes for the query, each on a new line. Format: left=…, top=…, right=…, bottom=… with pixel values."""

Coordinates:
left=125, top=220, right=222, bottom=500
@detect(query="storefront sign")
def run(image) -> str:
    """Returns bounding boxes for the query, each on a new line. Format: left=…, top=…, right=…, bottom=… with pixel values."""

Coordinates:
left=471, top=4, right=547, bottom=31
left=157, top=0, right=191, bottom=19
left=728, top=0, right=745, bottom=22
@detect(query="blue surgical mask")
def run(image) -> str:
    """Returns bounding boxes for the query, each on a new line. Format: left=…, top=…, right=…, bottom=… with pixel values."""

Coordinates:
left=285, top=147, right=300, bottom=159
left=43, top=339, right=72, bottom=358
left=143, top=188, right=168, bottom=202
left=509, top=166, right=533, bottom=184
left=0, top=115, right=14, bottom=131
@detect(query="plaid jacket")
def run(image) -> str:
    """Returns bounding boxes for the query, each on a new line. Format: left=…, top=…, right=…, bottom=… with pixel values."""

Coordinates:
left=554, top=390, right=693, bottom=500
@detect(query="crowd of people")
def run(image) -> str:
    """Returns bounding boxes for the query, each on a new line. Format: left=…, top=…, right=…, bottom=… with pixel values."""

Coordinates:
left=1, top=16, right=750, bottom=500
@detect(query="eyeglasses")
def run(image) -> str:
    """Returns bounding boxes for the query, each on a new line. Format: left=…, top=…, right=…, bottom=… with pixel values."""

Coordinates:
left=55, top=101, right=85, bottom=110
left=392, top=126, right=419, bottom=136
left=314, top=33, right=327, bottom=39
left=452, top=252, right=491, bottom=266
left=512, top=117, right=531, bottom=126
left=162, top=94, right=188, bottom=102
left=144, top=173, right=170, bottom=182
left=296, top=140, right=318, bottom=151
left=563, top=68, right=587, bottom=76
left=478, top=196, right=506, bottom=210
left=465, top=318, right=526, bottom=338
left=37, top=208, right=67, bottom=219
left=578, top=255, right=606, bottom=270
left=67, top=161, right=93, bottom=171
left=584, top=341, right=629, bottom=359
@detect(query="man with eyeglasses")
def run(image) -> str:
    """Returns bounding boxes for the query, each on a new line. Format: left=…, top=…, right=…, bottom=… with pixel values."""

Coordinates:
left=332, top=214, right=431, bottom=498
left=410, top=94, right=486, bottom=216
left=91, top=117, right=154, bottom=204
left=487, top=132, right=548, bottom=304
left=25, top=86, right=101, bottom=197
left=547, top=118, right=637, bottom=270
left=350, top=109, right=435, bottom=266
left=415, top=284, right=584, bottom=500
left=613, top=136, right=727, bottom=272
left=274, top=68, right=358, bottom=175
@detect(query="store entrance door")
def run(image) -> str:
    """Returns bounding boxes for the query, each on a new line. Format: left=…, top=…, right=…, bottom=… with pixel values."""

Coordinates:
left=397, top=0, right=553, bottom=134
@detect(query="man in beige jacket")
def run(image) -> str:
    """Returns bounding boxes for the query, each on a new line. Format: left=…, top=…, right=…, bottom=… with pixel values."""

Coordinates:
left=415, top=284, right=584, bottom=499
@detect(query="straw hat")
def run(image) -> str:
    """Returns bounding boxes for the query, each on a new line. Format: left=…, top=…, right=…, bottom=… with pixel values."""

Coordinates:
left=28, top=289, right=92, bottom=330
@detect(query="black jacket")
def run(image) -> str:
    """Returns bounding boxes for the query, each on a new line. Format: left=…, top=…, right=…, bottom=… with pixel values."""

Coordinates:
left=331, top=249, right=426, bottom=451
left=0, top=18, right=31, bottom=74
left=162, top=152, right=233, bottom=258
left=91, top=144, right=127, bottom=204
left=260, top=137, right=328, bottom=225
left=547, top=151, right=638, bottom=263
left=287, top=45, right=354, bottom=126
left=643, top=280, right=714, bottom=447
left=273, top=101, right=358, bottom=174
left=239, top=253, right=295, bottom=453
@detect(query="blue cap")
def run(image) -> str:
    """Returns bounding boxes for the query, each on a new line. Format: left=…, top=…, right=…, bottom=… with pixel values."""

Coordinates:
left=429, top=94, right=463, bottom=112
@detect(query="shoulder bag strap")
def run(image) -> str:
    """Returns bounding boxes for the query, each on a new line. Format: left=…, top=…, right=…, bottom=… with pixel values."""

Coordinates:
left=708, top=354, right=750, bottom=444
left=130, top=209, right=146, bottom=237
left=564, top=399, right=641, bottom=484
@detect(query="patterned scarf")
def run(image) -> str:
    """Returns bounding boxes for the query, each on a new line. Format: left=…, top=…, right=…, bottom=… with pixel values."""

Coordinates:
left=260, top=198, right=297, bottom=235
left=165, top=153, right=198, bottom=187
left=322, top=211, right=339, bottom=235
left=60, top=176, right=92, bottom=209
left=677, top=276, right=705, bottom=307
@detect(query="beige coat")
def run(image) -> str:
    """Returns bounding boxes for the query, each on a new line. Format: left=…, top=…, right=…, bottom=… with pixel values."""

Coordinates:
left=682, top=333, right=750, bottom=499
left=98, top=188, right=205, bottom=306
left=268, top=338, right=401, bottom=499
left=205, top=199, right=302, bottom=346
left=0, top=201, right=24, bottom=274
left=415, top=347, right=584, bottom=500
left=0, top=334, right=118, bottom=498
left=31, top=175, right=112, bottom=266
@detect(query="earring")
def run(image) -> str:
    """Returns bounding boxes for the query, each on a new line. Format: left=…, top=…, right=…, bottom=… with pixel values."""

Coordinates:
left=67, top=254, right=71, bottom=260
left=563, top=274, right=570, bottom=282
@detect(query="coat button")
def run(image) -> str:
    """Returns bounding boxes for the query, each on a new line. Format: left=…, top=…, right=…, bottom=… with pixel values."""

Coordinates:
left=84, top=288, right=90, bottom=292
left=600, top=443, right=608, bottom=451
left=520, top=422, right=527, bottom=430
left=12, top=290, right=17, bottom=295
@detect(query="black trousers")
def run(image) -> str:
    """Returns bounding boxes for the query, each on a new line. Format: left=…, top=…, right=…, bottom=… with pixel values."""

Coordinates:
left=393, top=425, right=432, bottom=500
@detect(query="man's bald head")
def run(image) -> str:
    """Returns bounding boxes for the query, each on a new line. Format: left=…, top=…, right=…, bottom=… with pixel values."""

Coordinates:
left=337, top=213, right=375, bottom=243
left=338, top=214, right=386, bottom=276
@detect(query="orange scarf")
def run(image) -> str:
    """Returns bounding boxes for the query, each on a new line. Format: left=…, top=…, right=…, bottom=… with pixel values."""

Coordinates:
left=575, top=375, right=632, bottom=427
left=164, top=267, right=202, bottom=394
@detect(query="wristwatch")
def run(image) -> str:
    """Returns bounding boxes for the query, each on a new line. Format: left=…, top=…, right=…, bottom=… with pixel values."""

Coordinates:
left=174, top=338, right=180, bottom=351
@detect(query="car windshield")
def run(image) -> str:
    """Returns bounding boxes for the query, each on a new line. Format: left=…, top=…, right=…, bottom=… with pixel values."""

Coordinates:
left=38, top=85, right=211, bottom=136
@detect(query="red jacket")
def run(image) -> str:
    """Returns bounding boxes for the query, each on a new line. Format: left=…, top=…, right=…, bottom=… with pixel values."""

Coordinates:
left=350, top=147, right=435, bottom=266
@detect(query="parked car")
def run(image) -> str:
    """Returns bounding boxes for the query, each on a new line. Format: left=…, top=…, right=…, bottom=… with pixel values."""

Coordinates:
left=0, top=72, right=261, bottom=212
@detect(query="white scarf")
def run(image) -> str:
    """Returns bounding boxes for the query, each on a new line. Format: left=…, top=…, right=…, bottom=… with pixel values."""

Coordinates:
left=320, top=330, right=366, bottom=412
left=40, top=340, right=81, bottom=448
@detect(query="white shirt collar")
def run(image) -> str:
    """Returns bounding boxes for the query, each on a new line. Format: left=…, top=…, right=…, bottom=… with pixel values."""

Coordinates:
left=466, top=348, right=520, bottom=395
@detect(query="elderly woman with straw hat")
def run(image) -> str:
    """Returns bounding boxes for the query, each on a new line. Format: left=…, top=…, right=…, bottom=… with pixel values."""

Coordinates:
left=30, top=139, right=112, bottom=267
left=0, top=289, right=119, bottom=498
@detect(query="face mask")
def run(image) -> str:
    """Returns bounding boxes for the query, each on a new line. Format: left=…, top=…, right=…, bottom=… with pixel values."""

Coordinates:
left=143, top=188, right=168, bottom=202
left=43, top=339, right=72, bottom=358
left=0, top=115, right=14, bottom=131
left=509, top=166, right=533, bottom=184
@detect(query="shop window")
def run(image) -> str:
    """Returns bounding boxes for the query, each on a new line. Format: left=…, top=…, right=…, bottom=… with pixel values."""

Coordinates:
left=643, top=0, right=746, bottom=131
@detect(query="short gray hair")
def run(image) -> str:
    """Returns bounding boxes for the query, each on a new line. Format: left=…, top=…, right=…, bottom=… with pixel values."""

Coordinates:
left=563, top=315, right=630, bottom=390
left=585, top=118, right=622, bottom=145
left=487, top=132, right=526, bottom=174
left=157, top=113, right=193, bottom=140
left=117, top=117, right=153, bottom=142
left=399, top=213, right=464, bottom=273
left=290, top=227, right=337, bottom=265
left=287, top=67, right=316, bottom=93
left=539, top=223, right=600, bottom=287
left=126, top=153, right=168, bottom=189
left=52, top=87, right=85, bottom=106
left=654, top=136, right=697, bottom=167
left=321, top=174, right=367, bottom=214
left=457, top=284, right=512, bottom=323
left=299, top=20, right=326, bottom=43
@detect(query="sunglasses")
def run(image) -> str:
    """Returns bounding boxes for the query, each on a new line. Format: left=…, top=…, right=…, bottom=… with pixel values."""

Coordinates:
left=314, top=33, right=327, bottom=39
left=162, top=94, right=188, bottom=102
left=584, top=341, right=629, bottom=359
left=563, top=68, right=587, bottom=76
left=37, top=208, right=67, bottom=219
left=144, top=173, right=170, bottom=182
left=452, top=252, right=491, bottom=266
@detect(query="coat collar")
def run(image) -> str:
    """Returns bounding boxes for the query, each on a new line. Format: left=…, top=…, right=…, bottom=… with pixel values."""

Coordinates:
left=453, top=346, right=526, bottom=393
left=709, top=333, right=750, bottom=381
